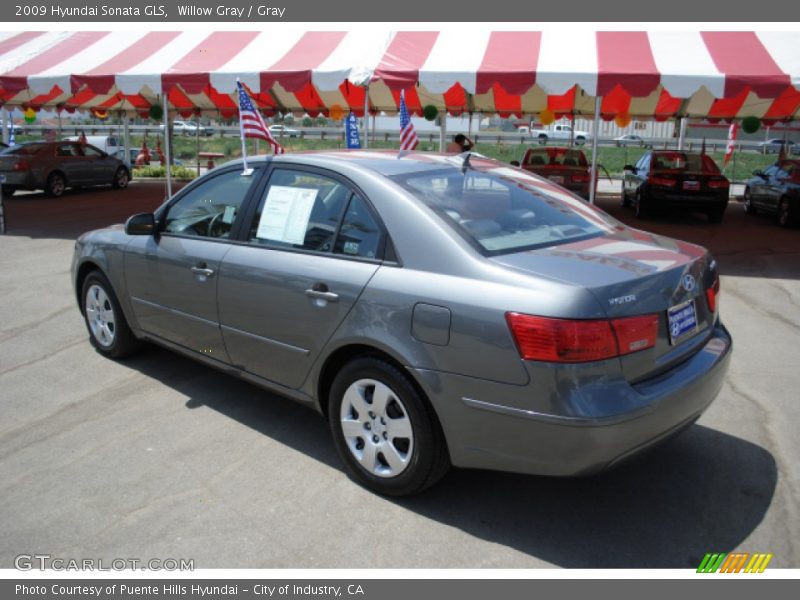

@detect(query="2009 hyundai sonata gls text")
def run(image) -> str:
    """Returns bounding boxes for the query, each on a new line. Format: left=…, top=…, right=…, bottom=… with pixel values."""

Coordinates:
left=72, top=151, right=732, bottom=496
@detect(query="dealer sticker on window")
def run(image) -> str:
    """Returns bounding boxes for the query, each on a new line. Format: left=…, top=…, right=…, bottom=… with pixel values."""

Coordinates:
left=667, top=299, right=698, bottom=344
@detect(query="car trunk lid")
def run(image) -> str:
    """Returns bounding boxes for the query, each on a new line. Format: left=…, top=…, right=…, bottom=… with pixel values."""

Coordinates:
left=492, top=229, right=718, bottom=381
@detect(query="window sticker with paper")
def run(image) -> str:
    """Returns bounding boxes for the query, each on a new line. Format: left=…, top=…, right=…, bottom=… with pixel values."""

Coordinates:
left=255, top=186, right=318, bottom=244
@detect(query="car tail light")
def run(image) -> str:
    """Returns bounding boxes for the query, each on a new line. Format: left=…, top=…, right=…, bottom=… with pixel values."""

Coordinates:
left=708, top=178, right=729, bottom=189
left=706, top=273, right=720, bottom=313
left=11, top=159, right=29, bottom=171
left=505, top=312, right=658, bottom=363
left=610, top=314, right=660, bottom=355
left=647, top=175, right=677, bottom=187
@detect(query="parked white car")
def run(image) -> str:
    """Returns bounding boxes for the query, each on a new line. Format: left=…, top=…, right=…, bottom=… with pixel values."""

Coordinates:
left=160, top=120, right=213, bottom=136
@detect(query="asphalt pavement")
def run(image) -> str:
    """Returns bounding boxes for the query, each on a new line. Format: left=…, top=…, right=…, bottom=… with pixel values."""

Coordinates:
left=0, top=181, right=797, bottom=569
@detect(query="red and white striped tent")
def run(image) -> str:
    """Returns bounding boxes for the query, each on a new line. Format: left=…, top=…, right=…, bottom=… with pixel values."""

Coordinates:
left=1, top=30, right=799, bottom=121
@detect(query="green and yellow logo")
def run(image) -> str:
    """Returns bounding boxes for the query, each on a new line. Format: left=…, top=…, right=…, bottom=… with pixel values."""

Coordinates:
left=697, top=552, right=773, bottom=573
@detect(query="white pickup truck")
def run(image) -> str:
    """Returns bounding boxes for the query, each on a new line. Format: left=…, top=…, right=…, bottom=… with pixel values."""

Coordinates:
left=526, top=124, right=591, bottom=145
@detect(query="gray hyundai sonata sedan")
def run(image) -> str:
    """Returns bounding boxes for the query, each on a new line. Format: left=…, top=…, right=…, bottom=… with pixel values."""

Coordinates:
left=71, top=151, right=732, bottom=496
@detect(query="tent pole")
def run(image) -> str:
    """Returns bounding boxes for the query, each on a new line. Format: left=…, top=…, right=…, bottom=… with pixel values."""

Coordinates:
left=123, top=113, right=130, bottom=165
left=678, top=117, right=687, bottom=150
left=58, top=110, right=63, bottom=140
left=363, top=85, right=369, bottom=149
left=588, top=96, right=601, bottom=205
left=1, top=108, right=9, bottom=145
left=439, top=113, right=447, bottom=154
left=163, top=95, right=172, bottom=199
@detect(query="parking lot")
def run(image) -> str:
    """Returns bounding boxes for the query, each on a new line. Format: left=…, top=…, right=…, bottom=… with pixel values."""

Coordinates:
left=0, top=181, right=798, bottom=569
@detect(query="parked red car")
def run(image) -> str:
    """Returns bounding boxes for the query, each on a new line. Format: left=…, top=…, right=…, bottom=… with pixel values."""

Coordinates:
left=517, top=147, right=594, bottom=199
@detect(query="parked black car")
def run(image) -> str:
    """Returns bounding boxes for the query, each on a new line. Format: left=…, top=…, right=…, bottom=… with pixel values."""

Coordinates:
left=743, top=159, right=800, bottom=227
left=622, top=151, right=730, bottom=223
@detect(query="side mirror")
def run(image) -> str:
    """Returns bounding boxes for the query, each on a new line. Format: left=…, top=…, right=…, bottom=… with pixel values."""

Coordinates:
left=125, top=212, right=156, bottom=236
left=510, top=160, right=521, bottom=167
left=623, top=165, right=637, bottom=173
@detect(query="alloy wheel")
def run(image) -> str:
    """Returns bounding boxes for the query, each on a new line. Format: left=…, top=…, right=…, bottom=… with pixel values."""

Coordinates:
left=85, top=284, right=116, bottom=348
left=339, top=378, right=414, bottom=478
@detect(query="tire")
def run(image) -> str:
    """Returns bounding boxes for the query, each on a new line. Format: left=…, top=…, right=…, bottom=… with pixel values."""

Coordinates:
left=45, top=171, right=66, bottom=197
left=81, top=271, right=140, bottom=359
left=112, top=167, right=130, bottom=189
left=634, top=191, right=648, bottom=219
left=328, top=356, right=450, bottom=496
left=1, top=185, right=15, bottom=197
left=575, top=136, right=586, bottom=146
left=778, top=197, right=794, bottom=228
left=743, top=188, right=755, bottom=214
left=538, top=134, right=548, bottom=145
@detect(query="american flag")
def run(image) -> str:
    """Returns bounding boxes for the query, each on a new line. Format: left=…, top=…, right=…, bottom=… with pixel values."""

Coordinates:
left=236, top=81, right=284, bottom=155
left=398, top=89, right=418, bottom=157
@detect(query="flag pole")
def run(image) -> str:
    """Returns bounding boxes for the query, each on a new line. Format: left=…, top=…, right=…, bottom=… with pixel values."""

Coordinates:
left=237, top=80, right=250, bottom=174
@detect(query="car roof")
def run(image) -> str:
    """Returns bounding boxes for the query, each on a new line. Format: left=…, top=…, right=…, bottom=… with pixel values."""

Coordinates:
left=224, top=149, right=490, bottom=177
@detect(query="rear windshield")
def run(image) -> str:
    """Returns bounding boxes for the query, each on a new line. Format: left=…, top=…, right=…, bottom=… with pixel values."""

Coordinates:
left=391, top=166, right=613, bottom=255
left=524, top=147, right=588, bottom=167
left=652, top=152, right=721, bottom=173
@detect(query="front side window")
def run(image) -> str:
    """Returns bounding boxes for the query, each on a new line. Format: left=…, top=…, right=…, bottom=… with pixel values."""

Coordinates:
left=163, top=169, right=257, bottom=238
left=393, top=166, right=613, bottom=255
left=247, top=169, right=352, bottom=253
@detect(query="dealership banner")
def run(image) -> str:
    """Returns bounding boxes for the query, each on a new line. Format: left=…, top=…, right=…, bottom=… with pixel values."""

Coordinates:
left=3, top=579, right=799, bottom=600
left=1, top=0, right=799, bottom=22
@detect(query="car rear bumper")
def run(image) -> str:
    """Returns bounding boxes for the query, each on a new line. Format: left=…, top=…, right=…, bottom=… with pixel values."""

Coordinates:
left=0, top=171, right=35, bottom=187
left=413, top=321, right=732, bottom=476
left=646, top=190, right=729, bottom=211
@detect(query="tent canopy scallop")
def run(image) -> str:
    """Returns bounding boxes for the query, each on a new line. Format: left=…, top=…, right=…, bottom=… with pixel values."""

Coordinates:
left=0, top=30, right=798, bottom=121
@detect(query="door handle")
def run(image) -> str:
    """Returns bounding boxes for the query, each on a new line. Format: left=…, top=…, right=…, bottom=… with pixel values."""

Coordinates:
left=305, top=289, right=339, bottom=302
left=305, top=283, right=339, bottom=303
left=191, top=265, right=215, bottom=277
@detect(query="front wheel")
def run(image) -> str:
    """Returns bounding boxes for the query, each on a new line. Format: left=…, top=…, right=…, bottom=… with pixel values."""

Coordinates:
left=538, top=134, right=548, bottom=145
left=82, top=271, right=140, bottom=358
left=778, top=197, right=794, bottom=228
left=575, top=136, right=586, bottom=146
left=112, top=167, right=130, bottom=189
left=743, top=188, right=755, bottom=214
left=328, top=357, right=449, bottom=496
left=45, top=172, right=66, bottom=197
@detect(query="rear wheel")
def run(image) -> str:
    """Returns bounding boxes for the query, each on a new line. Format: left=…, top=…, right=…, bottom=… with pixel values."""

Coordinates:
left=112, top=167, right=130, bottom=189
left=328, top=356, right=449, bottom=496
left=45, top=172, right=66, bottom=197
left=575, top=136, right=586, bottom=146
left=81, top=271, right=140, bottom=359
left=538, top=134, right=548, bottom=145
left=778, top=197, right=794, bottom=228
left=743, top=188, right=755, bottom=214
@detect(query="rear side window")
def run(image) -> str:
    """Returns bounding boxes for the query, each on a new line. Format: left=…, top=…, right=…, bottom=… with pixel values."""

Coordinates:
left=393, top=167, right=613, bottom=255
left=333, top=194, right=382, bottom=259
